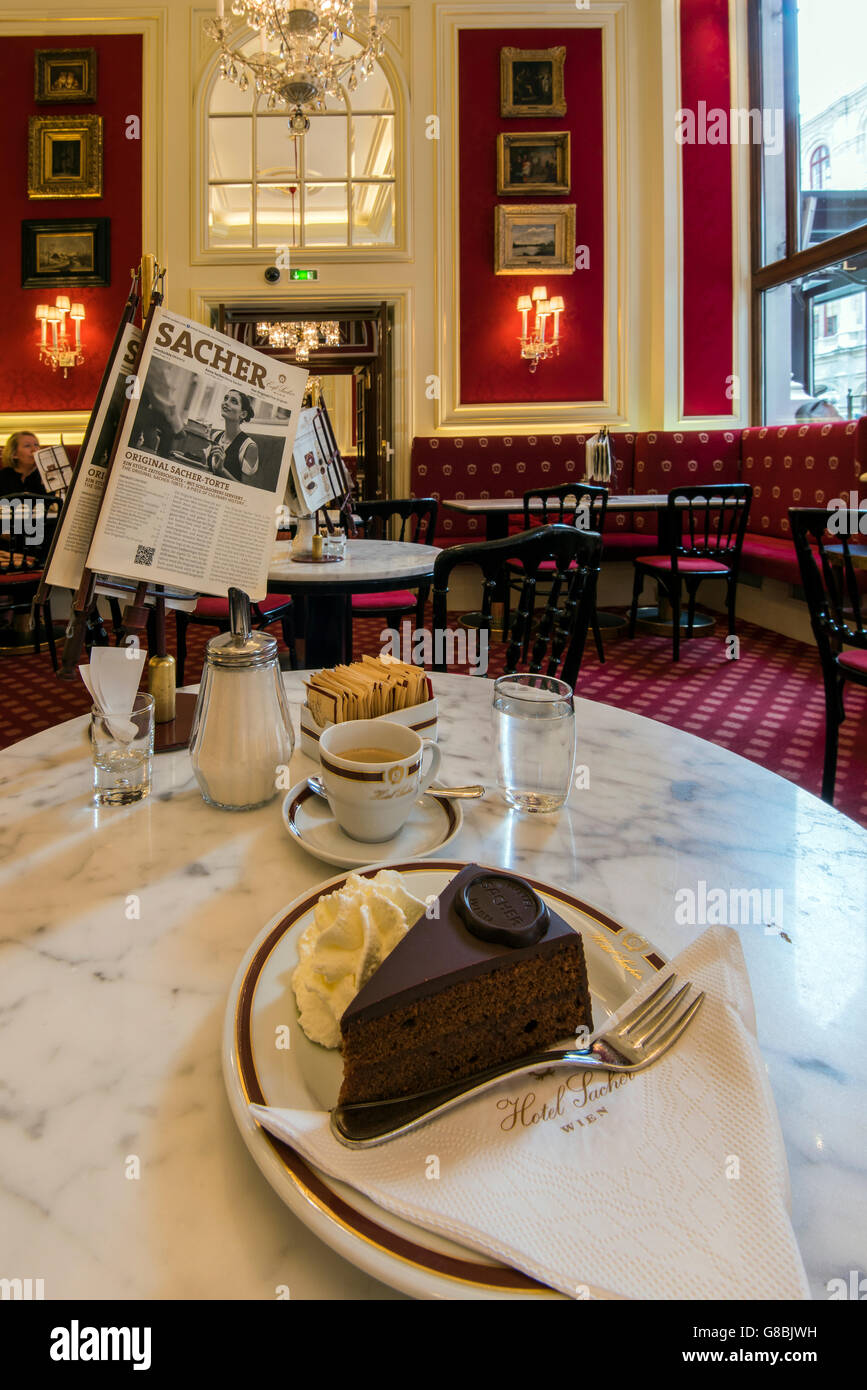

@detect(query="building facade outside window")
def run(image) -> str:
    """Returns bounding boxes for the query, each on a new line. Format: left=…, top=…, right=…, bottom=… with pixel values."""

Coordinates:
left=751, top=0, right=867, bottom=422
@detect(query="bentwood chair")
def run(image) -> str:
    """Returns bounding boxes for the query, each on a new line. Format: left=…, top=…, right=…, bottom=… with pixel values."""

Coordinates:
left=350, top=497, right=438, bottom=635
left=430, top=523, right=603, bottom=687
left=507, top=482, right=609, bottom=663
left=175, top=595, right=297, bottom=685
left=628, top=484, right=752, bottom=660
left=0, top=493, right=61, bottom=669
left=790, top=506, right=867, bottom=803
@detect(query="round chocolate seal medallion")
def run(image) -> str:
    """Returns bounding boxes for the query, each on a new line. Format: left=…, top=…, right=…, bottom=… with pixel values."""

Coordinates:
left=455, top=872, right=549, bottom=947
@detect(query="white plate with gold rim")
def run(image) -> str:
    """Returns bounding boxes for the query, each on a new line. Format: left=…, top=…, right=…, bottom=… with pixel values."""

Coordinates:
left=222, top=859, right=668, bottom=1301
left=280, top=780, right=463, bottom=869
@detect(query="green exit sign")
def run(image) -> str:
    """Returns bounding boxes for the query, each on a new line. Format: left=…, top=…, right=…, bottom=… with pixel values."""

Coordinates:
left=290, top=269, right=318, bottom=281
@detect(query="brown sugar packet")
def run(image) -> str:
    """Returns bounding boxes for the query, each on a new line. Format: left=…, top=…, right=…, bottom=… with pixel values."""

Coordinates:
left=305, top=682, right=338, bottom=727
left=310, top=670, right=349, bottom=722
left=334, top=664, right=375, bottom=719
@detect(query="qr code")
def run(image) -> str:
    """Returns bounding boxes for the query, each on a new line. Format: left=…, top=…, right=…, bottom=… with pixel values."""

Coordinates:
left=135, top=544, right=155, bottom=567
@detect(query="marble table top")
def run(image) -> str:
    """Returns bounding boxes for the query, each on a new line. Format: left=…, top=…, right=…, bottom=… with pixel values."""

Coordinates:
left=268, top=538, right=440, bottom=588
left=1, top=672, right=865, bottom=1300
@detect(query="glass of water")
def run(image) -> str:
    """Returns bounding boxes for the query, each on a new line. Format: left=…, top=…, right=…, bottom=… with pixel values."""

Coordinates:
left=492, top=674, right=576, bottom=812
left=91, top=692, right=155, bottom=806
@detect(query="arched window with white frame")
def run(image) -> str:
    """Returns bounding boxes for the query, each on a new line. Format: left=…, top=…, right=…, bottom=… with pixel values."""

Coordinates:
left=205, top=31, right=398, bottom=252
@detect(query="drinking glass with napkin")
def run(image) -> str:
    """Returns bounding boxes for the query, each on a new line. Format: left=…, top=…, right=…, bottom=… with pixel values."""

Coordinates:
left=80, top=645, right=147, bottom=742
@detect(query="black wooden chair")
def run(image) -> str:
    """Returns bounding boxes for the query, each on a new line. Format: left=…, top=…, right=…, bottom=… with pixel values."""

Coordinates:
left=628, top=484, right=752, bottom=660
left=507, top=482, right=609, bottom=663
left=790, top=506, right=867, bottom=803
left=351, top=497, right=438, bottom=635
left=431, top=523, right=602, bottom=687
left=1, top=493, right=61, bottom=668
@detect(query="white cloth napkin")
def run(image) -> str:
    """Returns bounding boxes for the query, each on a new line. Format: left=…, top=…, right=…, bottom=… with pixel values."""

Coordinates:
left=250, top=925, right=810, bottom=1300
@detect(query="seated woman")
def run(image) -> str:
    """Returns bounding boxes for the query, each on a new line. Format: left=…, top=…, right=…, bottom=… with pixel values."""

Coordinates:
left=0, top=431, right=46, bottom=496
left=204, top=390, right=259, bottom=485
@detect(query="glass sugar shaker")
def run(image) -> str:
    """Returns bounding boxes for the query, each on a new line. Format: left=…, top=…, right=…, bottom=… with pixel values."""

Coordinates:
left=189, top=587, right=294, bottom=811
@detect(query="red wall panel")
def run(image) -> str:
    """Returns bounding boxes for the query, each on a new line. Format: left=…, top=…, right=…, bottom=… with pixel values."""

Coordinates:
left=0, top=34, right=142, bottom=418
left=679, top=0, right=734, bottom=417
left=458, top=27, right=604, bottom=406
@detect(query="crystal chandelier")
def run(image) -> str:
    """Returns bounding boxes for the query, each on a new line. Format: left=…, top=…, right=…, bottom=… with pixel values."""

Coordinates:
left=206, top=1, right=388, bottom=134
left=257, top=319, right=341, bottom=361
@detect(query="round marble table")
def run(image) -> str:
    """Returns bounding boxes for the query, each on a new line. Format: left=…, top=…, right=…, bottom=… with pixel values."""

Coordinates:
left=268, top=538, right=440, bottom=666
left=1, top=673, right=865, bottom=1300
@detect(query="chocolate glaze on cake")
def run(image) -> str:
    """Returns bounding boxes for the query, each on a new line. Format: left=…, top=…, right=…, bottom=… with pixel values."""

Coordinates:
left=341, top=865, right=577, bottom=1029
left=338, top=864, right=593, bottom=1106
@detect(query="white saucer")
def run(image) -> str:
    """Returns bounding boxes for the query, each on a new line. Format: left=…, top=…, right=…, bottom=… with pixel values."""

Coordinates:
left=280, top=780, right=464, bottom=868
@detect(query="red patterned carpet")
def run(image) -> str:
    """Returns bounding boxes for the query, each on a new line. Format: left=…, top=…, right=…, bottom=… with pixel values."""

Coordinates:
left=1, top=607, right=865, bottom=829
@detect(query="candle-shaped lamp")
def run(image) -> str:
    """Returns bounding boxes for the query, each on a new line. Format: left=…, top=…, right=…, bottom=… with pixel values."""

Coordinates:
left=517, top=294, right=532, bottom=342
left=549, top=295, right=564, bottom=343
left=35, top=304, right=49, bottom=345
left=531, top=285, right=547, bottom=333
left=70, top=302, right=85, bottom=348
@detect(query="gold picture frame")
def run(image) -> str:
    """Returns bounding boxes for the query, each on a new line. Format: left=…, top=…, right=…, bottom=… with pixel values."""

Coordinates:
left=500, top=47, right=567, bottom=119
left=497, top=132, right=571, bottom=196
left=494, top=204, right=576, bottom=275
left=28, top=116, right=103, bottom=199
left=34, top=48, right=97, bottom=103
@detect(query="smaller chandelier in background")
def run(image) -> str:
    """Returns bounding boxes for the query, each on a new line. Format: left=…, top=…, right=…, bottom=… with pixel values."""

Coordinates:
left=517, top=286, right=564, bottom=373
left=36, top=296, right=85, bottom=378
left=207, top=1, right=388, bottom=135
left=257, top=319, right=340, bottom=362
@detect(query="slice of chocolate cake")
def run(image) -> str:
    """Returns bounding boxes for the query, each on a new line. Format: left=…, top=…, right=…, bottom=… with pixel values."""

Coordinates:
left=338, top=864, right=592, bottom=1105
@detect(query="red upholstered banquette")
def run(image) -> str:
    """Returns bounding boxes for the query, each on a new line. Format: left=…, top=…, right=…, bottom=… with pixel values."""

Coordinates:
left=410, top=419, right=867, bottom=583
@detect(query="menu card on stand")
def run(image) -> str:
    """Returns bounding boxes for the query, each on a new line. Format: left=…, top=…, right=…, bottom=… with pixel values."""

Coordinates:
left=85, top=309, right=308, bottom=602
left=44, top=322, right=142, bottom=593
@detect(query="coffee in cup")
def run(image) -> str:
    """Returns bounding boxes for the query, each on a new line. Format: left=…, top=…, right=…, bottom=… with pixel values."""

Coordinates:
left=318, top=719, right=443, bottom=842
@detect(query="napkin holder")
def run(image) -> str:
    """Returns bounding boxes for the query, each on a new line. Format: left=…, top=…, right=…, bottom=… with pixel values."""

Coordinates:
left=300, top=696, right=438, bottom=762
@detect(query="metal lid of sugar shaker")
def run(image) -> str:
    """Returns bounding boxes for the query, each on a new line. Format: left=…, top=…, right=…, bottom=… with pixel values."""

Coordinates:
left=204, top=587, right=278, bottom=668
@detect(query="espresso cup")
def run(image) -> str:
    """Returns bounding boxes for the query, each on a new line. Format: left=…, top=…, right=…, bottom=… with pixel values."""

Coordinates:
left=318, top=719, right=443, bottom=842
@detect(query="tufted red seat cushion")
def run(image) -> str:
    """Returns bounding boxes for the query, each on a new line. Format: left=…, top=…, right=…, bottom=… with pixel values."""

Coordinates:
left=838, top=648, right=867, bottom=677
left=351, top=589, right=417, bottom=611
left=636, top=555, right=731, bottom=574
left=739, top=535, right=804, bottom=587
left=193, top=593, right=293, bottom=622
left=0, top=567, right=43, bottom=583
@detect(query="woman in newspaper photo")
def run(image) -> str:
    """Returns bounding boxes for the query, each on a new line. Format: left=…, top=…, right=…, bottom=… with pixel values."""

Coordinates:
left=204, top=390, right=260, bottom=486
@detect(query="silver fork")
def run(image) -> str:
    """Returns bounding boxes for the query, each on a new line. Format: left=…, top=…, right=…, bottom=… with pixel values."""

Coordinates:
left=330, top=972, right=704, bottom=1147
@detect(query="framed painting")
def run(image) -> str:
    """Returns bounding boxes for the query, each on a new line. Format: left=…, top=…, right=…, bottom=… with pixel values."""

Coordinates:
left=22, top=218, right=110, bottom=289
left=34, top=48, right=97, bottom=103
left=28, top=115, right=103, bottom=199
left=500, top=47, right=567, bottom=119
left=494, top=204, right=577, bottom=275
left=497, top=132, right=571, bottom=196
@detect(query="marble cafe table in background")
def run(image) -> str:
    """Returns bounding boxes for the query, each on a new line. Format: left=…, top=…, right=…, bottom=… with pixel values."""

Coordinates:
left=0, top=673, right=865, bottom=1299
left=268, top=537, right=440, bottom=667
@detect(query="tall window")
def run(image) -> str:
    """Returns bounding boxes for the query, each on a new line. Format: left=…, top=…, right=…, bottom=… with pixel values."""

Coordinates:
left=207, top=32, right=397, bottom=251
left=809, top=144, right=831, bottom=189
left=750, top=0, right=867, bottom=422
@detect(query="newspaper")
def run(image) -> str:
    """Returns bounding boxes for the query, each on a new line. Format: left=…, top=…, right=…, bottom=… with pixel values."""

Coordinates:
left=287, top=405, right=351, bottom=516
left=34, top=444, right=74, bottom=499
left=45, top=322, right=142, bottom=591
left=85, top=308, right=308, bottom=601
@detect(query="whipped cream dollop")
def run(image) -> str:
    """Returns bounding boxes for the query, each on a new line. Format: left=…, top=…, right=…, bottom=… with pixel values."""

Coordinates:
left=292, top=870, right=427, bottom=1048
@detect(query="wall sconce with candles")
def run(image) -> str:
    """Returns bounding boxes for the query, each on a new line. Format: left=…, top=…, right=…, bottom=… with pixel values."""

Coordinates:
left=517, top=286, right=564, bottom=372
left=36, top=295, right=85, bottom=377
